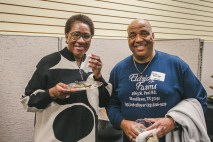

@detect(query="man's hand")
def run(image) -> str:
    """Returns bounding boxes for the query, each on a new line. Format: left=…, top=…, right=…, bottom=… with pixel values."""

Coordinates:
left=144, top=117, right=175, bottom=138
left=120, top=119, right=139, bottom=142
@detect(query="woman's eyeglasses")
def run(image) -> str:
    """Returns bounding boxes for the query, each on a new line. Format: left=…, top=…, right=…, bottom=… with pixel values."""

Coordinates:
left=70, top=32, right=92, bottom=41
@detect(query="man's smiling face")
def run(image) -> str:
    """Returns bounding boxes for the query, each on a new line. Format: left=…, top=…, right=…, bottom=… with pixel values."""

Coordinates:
left=127, top=19, right=154, bottom=61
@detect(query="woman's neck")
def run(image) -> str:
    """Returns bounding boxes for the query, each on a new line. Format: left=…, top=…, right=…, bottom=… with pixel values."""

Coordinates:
left=74, top=56, right=82, bottom=67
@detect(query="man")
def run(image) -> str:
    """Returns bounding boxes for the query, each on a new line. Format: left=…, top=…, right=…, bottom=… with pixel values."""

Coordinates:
left=107, top=19, right=208, bottom=142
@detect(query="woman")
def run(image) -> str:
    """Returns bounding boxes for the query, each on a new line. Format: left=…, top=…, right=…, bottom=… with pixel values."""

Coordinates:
left=21, top=14, right=112, bottom=142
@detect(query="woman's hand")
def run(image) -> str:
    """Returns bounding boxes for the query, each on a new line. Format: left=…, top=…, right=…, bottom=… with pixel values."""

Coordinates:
left=89, top=54, right=102, bottom=79
left=49, top=82, right=76, bottom=99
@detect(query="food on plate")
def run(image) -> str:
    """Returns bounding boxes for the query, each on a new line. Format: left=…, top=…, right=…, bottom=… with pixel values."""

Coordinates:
left=68, top=81, right=102, bottom=91
left=71, top=81, right=92, bottom=89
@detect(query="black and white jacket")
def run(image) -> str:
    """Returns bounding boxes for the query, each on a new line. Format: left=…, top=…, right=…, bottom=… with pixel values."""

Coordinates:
left=21, top=47, right=112, bottom=142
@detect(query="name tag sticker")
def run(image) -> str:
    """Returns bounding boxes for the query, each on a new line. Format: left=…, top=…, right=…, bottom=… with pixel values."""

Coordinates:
left=150, top=71, right=165, bottom=81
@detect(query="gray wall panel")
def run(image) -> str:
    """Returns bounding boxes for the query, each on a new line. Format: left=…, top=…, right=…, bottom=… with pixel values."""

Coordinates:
left=62, top=38, right=201, bottom=80
left=0, top=35, right=58, bottom=142
left=154, top=39, right=202, bottom=78
left=0, top=36, right=204, bottom=142
left=202, top=42, right=213, bottom=96
left=61, top=38, right=131, bottom=80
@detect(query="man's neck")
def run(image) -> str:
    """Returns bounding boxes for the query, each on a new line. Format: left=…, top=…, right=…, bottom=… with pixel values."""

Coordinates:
left=134, top=50, right=155, bottom=64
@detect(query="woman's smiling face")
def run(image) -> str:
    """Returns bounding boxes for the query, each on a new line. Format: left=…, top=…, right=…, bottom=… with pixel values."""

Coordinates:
left=66, top=21, right=92, bottom=59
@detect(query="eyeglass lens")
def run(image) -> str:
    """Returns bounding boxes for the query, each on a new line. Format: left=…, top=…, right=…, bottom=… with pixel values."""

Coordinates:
left=71, top=32, right=91, bottom=41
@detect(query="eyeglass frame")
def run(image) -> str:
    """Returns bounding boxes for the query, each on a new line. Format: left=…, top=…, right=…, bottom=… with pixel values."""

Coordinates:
left=70, top=31, right=92, bottom=41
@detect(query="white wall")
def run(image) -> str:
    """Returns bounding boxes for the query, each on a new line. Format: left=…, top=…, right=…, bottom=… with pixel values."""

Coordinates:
left=0, top=0, right=213, bottom=141
left=0, top=0, right=213, bottom=41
